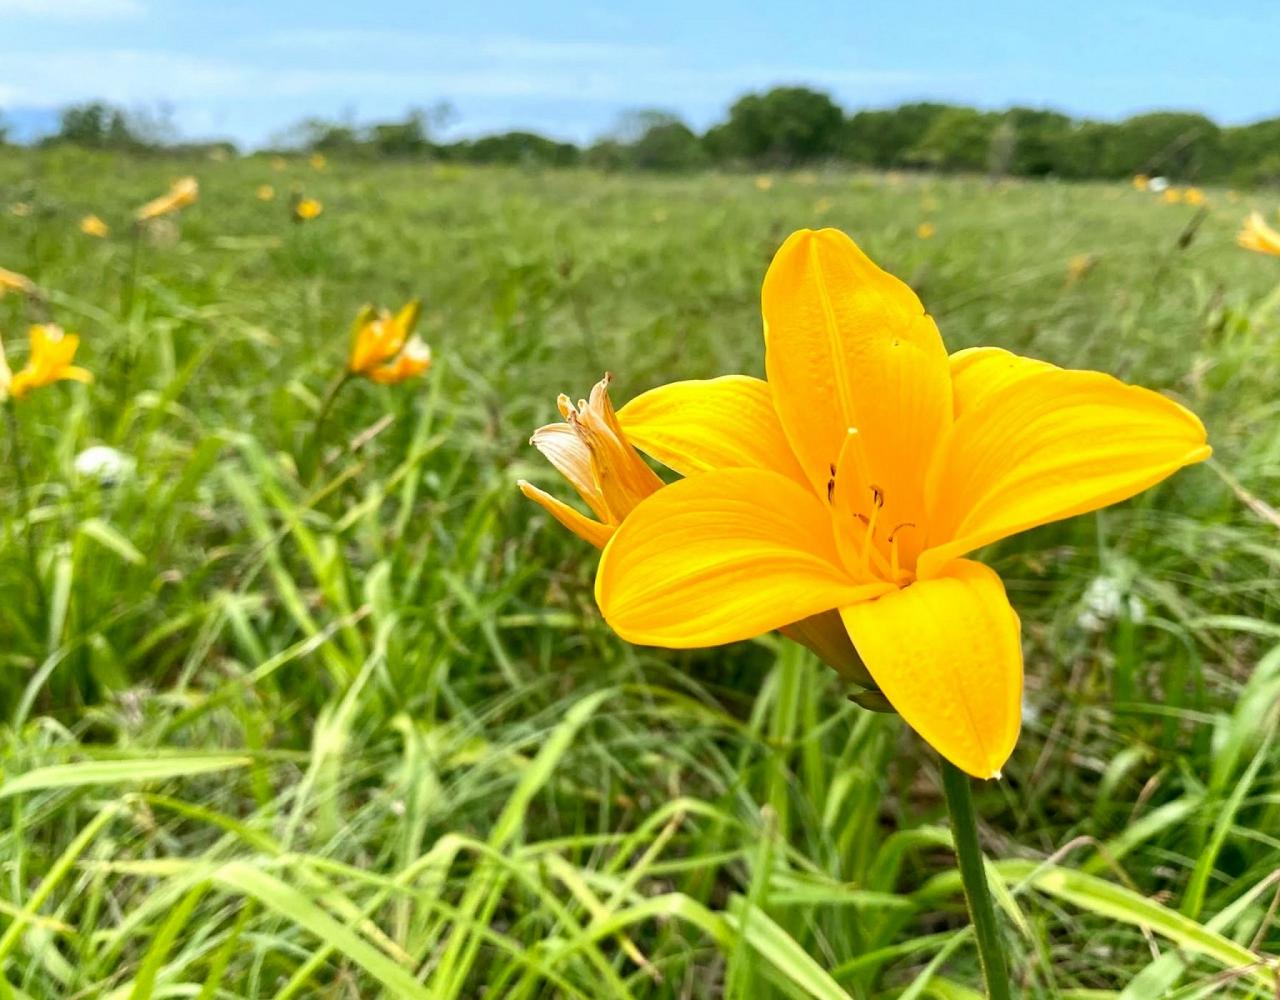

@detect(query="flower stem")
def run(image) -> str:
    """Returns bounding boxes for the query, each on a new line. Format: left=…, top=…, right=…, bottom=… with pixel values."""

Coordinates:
left=306, top=371, right=352, bottom=482
left=4, top=401, right=48, bottom=623
left=940, top=757, right=1011, bottom=1000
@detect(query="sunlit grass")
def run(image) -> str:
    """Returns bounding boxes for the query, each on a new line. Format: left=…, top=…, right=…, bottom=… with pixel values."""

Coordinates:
left=1, top=148, right=1278, bottom=996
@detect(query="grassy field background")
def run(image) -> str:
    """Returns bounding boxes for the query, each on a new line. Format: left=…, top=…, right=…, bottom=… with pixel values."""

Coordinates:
left=1, top=148, right=1279, bottom=998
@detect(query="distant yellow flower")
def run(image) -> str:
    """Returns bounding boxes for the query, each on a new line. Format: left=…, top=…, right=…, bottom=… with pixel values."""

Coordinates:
left=0, top=266, right=35, bottom=299
left=814, top=196, right=834, bottom=215
left=1162, top=188, right=1184, bottom=204
left=136, top=176, right=199, bottom=222
left=310, top=153, right=327, bottom=171
left=754, top=175, right=774, bottom=192
left=1237, top=212, right=1280, bottom=256
left=271, top=156, right=288, bottom=171
left=519, top=374, right=664, bottom=548
left=1184, top=187, right=1206, bottom=206
left=1132, top=174, right=1150, bottom=192
left=293, top=197, right=323, bottom=221
left=347, top=300, right=431, bottom=385
left=256, top=185, right=276, bottom=201
left=9, top=202, right=32, bottom=218
left=1066, top=253, right=1097, bottom=283
left=916, top=222, right=936, bottom=240
left=6, top=324, right=93, bottom=400
left=80, top=214, right=109, bottom=238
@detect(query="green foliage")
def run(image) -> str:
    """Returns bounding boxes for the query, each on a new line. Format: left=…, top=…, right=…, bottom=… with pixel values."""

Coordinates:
left=907, top=107, right=1003, bottom=172
left=0, top=150, right=1278, bottom=996
left=708, top=86, right=846, bottom=165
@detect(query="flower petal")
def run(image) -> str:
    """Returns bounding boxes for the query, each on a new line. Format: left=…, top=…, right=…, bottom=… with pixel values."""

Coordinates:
left=518, top=480, right=614, bottom=549
left=949, top=347, right=1057, bottom=419
left=529, top=423, right=609, bottom=520
left=597, top=468, right=891, bottom=648
left=840, top=559, right=1022, bottom=778
left=617, top=375, right=808, bottom=486
left=921, top=366, right=1210, bottom=577
left=761, top=229, right=952, bottom=546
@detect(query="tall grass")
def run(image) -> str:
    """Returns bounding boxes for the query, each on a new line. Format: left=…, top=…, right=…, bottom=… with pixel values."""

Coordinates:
left=1, top=149, right=1278, bottom=997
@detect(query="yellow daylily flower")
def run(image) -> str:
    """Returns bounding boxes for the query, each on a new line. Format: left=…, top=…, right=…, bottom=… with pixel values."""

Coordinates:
left=519, top=374, right=665, bottom=549
left=1184, top=187, right=1206, bottom=206
left=916, top=222, right=936, bottom=240
left=257, top=185, right=276, bottom=201
left=136, top=176, right=199, bottom=222
left=1132, top=174, right=1149, bottom=191
left=310, top=153, right=327, bottom=171
left=347, top=299, right=430, bottom=384
left=1237, top=211, right=1280, bottom=256
left=367, top=335, right=431, bottom=385
left=754, top=175, right=774, bottom=191
left=271, top=156, right=288, bottom=172
left=1162, top=187, right=1183, bottom=204
left=80, top=214, right=109, bottom=238
left=0, top=266, right=35, bottom=299
left=7, top=324, right=93, bottom=400
left=586, top=229, right=1209, bottom=779
left=294, top=197, right=323, bottom=221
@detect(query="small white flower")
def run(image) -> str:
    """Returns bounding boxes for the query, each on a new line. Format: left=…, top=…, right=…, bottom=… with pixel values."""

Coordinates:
left=1148, top=176, right=1169, bottom=193
left=74, top=445, right=135, bottom=487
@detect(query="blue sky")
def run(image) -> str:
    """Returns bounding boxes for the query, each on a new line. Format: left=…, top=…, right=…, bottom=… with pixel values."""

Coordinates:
left=2, top=0, right=1277, bottom=147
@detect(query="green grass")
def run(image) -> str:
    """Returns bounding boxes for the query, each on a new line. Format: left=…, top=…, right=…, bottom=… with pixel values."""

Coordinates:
left=1, top=147, right=1279, bottom=997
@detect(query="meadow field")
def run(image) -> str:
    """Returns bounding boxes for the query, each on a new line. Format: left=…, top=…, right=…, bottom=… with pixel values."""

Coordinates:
left=1, top=149, right=1279, bottom=998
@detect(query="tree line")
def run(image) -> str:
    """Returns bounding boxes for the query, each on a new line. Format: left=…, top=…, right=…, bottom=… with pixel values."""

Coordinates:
left=9, top=88, right=1280, bottom=185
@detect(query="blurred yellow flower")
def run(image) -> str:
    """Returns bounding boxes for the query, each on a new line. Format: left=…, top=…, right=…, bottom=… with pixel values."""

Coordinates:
left=519, top=374, right=663, bottom=548
left=6, top=324, right=93, bottom=400
left=310, top=153, right=328, bottom=171
left=1132, top=174, right=1149, bottom=191
left=754, top=175, right=774, bottom=191
left=256, top=185, right=276, bottom=201
left=1184, top=187, right=1206, bottom=206
left=0, top=266, right=35, bottom=299
left=1237, top=212, right=1280, bottom=256
left=916, top=222, right=936, bottom=240
left=80, top=214, right=109, bottom=238
left=271, top=156, right=288, bottom=171
left=814, top=196, right=834, bottom=215
left=293, top=197, right=323, bottom=221
left=1066, top=252, right=1097, bottom=283
left=1162, top=188, right=1184, bottom=204
left=136, top=176, right=199, bottom=222
left=9, top=202, right=32, bottom=218
left=367, top=336, right=431, bottom=385
left=348, top=300, right=431, bottom=384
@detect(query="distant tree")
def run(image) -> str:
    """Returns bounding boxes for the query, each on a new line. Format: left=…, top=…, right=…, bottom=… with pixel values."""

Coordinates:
left=625, top=114, right=705, bottom=171
left=1004, top=108, right=1073, bottom=176
left=456, top=131, right=580, bottom=167
left=1223, top=118, right=1280, bottom=185
left=1111, top=112, right=1223, bottom=179
left=841, top=103, right=952, bottom=167
left=0, top=114, right=8, bottom=145
left=583, top=139, right=627, bottom=170
left=368, top=111, right=431, bottom=158
left=908, top=107, right=1001, bottom=172
left=712, top=86, right=844, bottom=165
left=49, top=101, right=147, bottom=150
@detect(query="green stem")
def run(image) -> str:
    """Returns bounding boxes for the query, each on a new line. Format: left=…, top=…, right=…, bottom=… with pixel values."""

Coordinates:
left=940, top=757, right=1011, bottom=1000
left=5, top=401, right=48, bottom=623
left=306, top=371, right=352, bottom=482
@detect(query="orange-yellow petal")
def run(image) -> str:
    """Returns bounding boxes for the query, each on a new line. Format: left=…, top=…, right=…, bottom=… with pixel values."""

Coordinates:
left=529, top=422, right=610, bottom=521
left=761, top=229, right=952, bottom=550
left=840, top=559, right=1022, bottom=778
left=596, top=468, right=892, bottom=648
left=921, top=365, right=1210, bottom=577
left=617, top=374, right=808, bottom=486
left=518, top=480, right=614, bottom=548
left=948, top=347, right=1057, bottom=419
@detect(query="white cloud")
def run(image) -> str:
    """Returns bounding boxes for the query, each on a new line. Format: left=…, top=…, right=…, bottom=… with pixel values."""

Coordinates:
left=0, top=0, right=143, bottom=17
